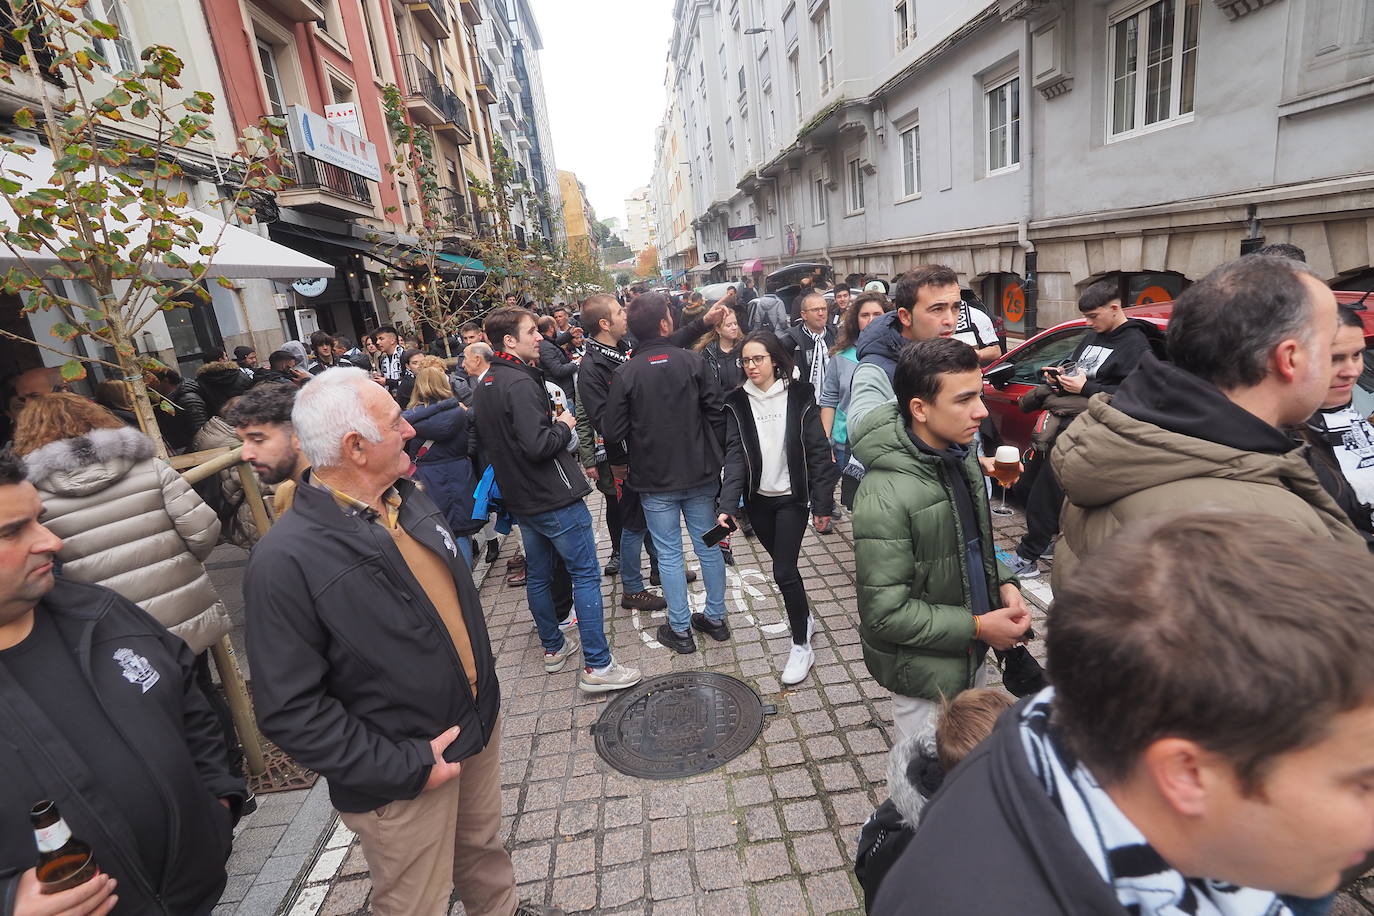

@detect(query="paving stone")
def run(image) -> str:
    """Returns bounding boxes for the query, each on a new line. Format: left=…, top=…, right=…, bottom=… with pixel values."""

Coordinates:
left=650, top=816, right=689, bottom=853
left=557, top=803, right=599, bottom=836
left=691, top=812, right=739, bottom=850
left=752, top=876, right=806, bottom=912
left=745, top=806, right=783, bottom=841
left=648, top=785, right=687, bottom=819
left=791, top=832, right=844, bottom=870
left=515, top=809, right=558, bottom=843
left=858, top=752, right=889, bottom=783
left=782, top=799, right=828, bottom=832
left=552, top=837, right=596, bottom=877
left=744, top=841, right=793, bottom=882
left=771, top=768, right=816, bottom=799
left=725, top=747, right=763, bottom=773
left=603, top=797, right=644, bottom=828
left=512, top=843, right=552, bottom=882
left=830, top=790, right=877, bottom=826
left=846, top=727, right=889, bottom=755
left=217, top=872, right=253, bottom=904
left=552, top=874, right=598, bottom=913
left=806, top=734, right=846, bottom=760
left=818, top=760, right=863, bottom=792
left=601, top=826, right=644, bottom=867
left=694, top=847, right=744, bottom=891
left=649, top=852, right=694, bottom=900
left=319, top=877, right=370, bottom=916
left=523, top=780, right=564, bottom=811
left=805, top=869, right=861, bottom=914
left=598, top=864, right=645, bottom=909
left=702, top=887, right=750, bottom=913
left=730, top=774, right=773, bottom=807
left=834, top=704, right=873, bottom=728
left=563, top=773, right=604, bottom=802
left=764, top=740, right=805, bottom=767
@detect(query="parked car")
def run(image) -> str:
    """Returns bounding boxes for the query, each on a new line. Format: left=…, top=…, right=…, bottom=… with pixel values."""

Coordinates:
left=695, top=280, right=742, bottom=304
left=982, top=290, right=1374, bottom=453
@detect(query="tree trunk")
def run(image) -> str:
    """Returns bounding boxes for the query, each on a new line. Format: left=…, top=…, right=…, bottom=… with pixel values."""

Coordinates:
left=120, top=350, right=171, bottom=461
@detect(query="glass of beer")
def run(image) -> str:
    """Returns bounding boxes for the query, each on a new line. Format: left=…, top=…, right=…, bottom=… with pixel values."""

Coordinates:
left=990, top=445, right=1021, bottom=517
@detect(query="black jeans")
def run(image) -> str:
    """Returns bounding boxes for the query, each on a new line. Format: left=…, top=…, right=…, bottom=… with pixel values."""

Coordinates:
left=749, top=494, right=811, bottom=644
left=1017, top=457, right=1063, bottom=561
left=194, top=652, right=243, bottom=777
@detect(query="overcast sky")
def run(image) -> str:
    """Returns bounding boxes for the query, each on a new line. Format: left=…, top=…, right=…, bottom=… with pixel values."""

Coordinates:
left=531, top=0, right=673, bottom=230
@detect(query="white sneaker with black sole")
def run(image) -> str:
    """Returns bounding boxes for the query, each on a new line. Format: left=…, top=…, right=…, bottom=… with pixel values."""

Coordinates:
left=781, top=616, right=816, bottom=686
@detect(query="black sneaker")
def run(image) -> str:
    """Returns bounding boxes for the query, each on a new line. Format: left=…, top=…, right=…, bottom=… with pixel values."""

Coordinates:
left=484, top=539, right=500, bottom=565
left=691, top=611, right=731, bottom=642
left=603, top=551, right=621, bottom=577
left=656, top=623, right=698, bottom=654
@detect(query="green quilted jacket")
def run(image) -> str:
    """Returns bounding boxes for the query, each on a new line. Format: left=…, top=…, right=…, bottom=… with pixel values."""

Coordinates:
left=849, top=402, right=1017, bottom=701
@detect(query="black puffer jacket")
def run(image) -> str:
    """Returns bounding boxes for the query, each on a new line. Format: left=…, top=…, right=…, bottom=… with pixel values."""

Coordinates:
left=718, top=380, right=835, bottom=517
left=472, top=353, right=588, bottom=517
left=244, top=475, right=500, bottom=814
left=602, top=337, right=726, bottom=494
left=194, top=360, right=252, bottom=418
left=0, top=579, right=245, bottom=916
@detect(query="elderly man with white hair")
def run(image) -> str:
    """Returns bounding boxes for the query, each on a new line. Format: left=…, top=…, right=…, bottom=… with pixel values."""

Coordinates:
left=243, top=368, right=556, bottom=916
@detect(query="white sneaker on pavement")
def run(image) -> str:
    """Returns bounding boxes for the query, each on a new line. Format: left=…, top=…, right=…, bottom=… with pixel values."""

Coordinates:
left=579, top=659, right=643, bottom=693
left=544, top=630, right=581, bottom=673
left=558, top=614, right=578, bottom=632
left=781, top=642, right=815, bottom=686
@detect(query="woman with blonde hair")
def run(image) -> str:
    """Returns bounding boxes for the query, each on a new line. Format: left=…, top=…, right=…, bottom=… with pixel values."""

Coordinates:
left=403, top=365, right=483, bottom=566
left=12, top=392, right=231, bottom=651
left=697, top=308, right=746, bottom=392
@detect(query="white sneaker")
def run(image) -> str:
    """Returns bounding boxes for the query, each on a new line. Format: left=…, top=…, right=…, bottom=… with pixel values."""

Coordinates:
left=579, top=659, right=643, bottom=693
left=544, top=630, right=581, bottom=673
left=781, top=642, right=815, bottom=686
left=558, top=613, right=578, bottom=632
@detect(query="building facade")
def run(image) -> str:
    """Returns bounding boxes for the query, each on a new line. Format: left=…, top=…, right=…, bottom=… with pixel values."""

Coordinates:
left=623, top=186, right=655, bottom=255
left=653, top=0, right=1374, bottom=333
left=558, top=169, right=596, bottom=259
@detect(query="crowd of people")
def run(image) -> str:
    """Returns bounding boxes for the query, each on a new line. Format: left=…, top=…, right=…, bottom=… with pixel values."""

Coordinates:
left=0, top=247, right=1372, bottom=915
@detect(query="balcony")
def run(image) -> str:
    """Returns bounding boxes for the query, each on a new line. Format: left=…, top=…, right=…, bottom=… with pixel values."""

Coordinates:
left=514, top=224, right=526, bottom=250
left=434, top=88, right=473, bottom=144
left=405, top=0, right=450, bottom=37
left=514, top=163, right=528, bottom=185
left=458, top=0, right=481, bottom=26
left=475, top=60, right=497, bottom=104
left=439, top=188, right=470, bottom=235
left=256, top=0, right=325, bottom=21
left=401, top=53, right=452, bottom=126
left=278, top=135, right=375, bottom=220
left=497, top=96, right=518, bottom=131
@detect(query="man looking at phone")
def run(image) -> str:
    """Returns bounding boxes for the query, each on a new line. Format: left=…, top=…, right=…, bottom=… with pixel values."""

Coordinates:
left=1005, top=280, right=1159, bottom=579
left=850, top=337, right=1028, bottom=741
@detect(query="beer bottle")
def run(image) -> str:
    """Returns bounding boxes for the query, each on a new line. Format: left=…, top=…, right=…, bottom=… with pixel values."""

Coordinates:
left=30, top=800, right=98, bottom=894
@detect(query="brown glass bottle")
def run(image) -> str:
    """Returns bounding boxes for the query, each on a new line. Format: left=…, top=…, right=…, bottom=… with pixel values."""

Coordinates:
left=30, top=800, right=99, bottom=894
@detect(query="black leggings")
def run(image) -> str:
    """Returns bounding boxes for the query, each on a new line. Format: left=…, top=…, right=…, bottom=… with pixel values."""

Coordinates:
left=748, top=494, right=811, bottom=645
left=1017, top=457, right=1063, bottom=561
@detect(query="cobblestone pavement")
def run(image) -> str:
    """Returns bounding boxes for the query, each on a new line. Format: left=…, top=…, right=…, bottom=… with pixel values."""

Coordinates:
left=266, top=503, right=1374, bottom=916
left=276, top=505, right=1049, bottom=916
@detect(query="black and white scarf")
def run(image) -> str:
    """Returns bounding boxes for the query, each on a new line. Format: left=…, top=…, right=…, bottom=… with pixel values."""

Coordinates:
left=1018, top=688, right=1291, bottom=916
left=586, top=337, right=629, bottom=365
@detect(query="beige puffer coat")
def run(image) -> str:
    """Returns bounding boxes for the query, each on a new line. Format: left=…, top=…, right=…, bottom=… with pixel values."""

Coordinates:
left=24, top=425, right=231, bottom=653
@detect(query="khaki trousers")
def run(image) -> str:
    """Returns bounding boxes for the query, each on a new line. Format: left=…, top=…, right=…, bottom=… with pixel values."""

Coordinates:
left=339, top=719, right=516, bottom=916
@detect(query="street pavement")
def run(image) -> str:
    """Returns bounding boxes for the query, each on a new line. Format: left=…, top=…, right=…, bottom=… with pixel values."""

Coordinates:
left=208, top=503, right=1374, bottom=915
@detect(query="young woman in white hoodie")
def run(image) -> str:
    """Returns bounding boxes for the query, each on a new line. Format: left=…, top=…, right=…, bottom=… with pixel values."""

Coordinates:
left=717, top=332, right=838, bottom=684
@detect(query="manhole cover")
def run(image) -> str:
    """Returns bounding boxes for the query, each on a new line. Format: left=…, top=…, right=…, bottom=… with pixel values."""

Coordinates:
left=591, top=672, right=770, bottom=779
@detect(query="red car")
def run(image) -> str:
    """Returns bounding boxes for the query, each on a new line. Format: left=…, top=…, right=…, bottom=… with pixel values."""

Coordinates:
left=982, top=292, right=1374, bottom=453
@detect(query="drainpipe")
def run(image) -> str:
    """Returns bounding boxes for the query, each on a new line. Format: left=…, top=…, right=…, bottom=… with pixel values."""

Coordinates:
left=1017, top=18, right=1038, bottom=332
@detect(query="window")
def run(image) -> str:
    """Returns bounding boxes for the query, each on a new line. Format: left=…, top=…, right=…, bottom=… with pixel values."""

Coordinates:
left=84, top=0, right=136, bottom=73
left=810, top=170, right=827, bottom=225
left=759, top=45, right=771, bottom=91
left=257, top=39, right=287, bottom=116
left=765, top=87, right=777, bottom=148
left=814, top=6, right=834, bottom=95
left=899, top=124, right=920, bottom=198
left=725, top=116, right=735, bottom=152
left=1108, top=0, right=1200, bottom=138
left=985, top=76, right=1020, bottom=173
left=360, top=0, right=387, bottom=78
left=738, top=66, right=746, bottom=96
left=846, top=157, right=864, bottom=213
left=789, top=52, right=802, bottom=124
left=782, top=3, right=798, bottom=51
left=895, top=0, right=914, bottom=51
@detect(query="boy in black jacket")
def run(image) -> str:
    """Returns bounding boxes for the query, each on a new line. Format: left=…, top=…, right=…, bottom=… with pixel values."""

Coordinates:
left=1006, top=279, right=1162, bottom=579
left=0, top=451, right=245, bottom=916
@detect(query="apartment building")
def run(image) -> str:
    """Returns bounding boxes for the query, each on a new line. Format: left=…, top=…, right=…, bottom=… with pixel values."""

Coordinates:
left=655, top=0, right=1374, bottom=332
left=623, top=186, right=656, bottom=254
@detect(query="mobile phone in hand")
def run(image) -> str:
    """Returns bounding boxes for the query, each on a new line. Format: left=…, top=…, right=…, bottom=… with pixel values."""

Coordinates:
left=703, top=517, right=737, bottom=547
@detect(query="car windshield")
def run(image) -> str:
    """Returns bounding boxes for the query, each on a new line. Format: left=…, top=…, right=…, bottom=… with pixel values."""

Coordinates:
left=1005, top=328, right=1088, bottom=385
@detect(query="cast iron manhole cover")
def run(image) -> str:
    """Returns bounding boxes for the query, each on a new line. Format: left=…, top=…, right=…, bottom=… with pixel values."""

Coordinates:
left=591, top=672, right=770, bottom=779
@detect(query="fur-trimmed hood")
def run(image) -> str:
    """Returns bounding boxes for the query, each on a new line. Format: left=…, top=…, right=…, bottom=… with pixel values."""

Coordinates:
left=884, top=715, right=943, bottom=827
left=24, top=426, right=156, bottom=497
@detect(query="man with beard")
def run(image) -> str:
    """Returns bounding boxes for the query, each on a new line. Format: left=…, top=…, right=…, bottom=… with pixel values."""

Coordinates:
left=225, top=383, right=308, bottom=513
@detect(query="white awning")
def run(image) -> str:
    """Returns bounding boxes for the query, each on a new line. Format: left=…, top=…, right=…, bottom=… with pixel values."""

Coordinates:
left=0, top=143, right=333, bottom=280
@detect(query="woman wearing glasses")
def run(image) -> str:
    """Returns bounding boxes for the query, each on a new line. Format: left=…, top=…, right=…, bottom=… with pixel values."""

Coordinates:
left=717, top=332, right=838, bottom=685
left=1304, top=303, right=1374, bottom=549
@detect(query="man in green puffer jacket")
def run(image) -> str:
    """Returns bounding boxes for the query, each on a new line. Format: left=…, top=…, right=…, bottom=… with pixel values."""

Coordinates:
left=851, top=338, right=1030, bottom=742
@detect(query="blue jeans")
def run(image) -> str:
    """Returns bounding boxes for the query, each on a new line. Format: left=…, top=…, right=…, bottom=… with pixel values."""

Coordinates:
left=640, top=482, right=727, bottom=633
left=516, top=500, right=611, bottom=668
left=456, top=533, right=473, bottom=569
left=620, top=526, right=648, bottom=593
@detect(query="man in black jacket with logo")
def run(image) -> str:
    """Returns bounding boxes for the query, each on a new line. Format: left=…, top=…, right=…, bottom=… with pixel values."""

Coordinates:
left=780, top=292, right=838, bottom=395
left=603, top=293, right=729, bottom=654
left=473, top=308, right=641, bottom=695
left=0, top=450, right=245, bottom=916
left=245, top=368, right=561, bottom=916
